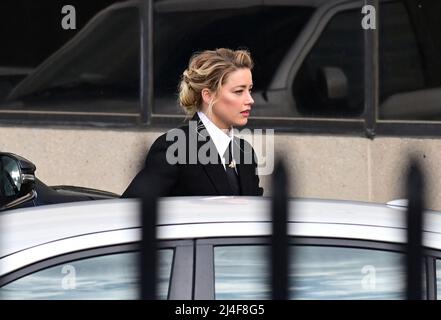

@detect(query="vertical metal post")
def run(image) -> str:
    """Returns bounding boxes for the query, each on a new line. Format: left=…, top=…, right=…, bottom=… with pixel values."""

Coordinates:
left=405, top=159, right=425, bottom=300
left=139, top=0, right=153, bottom=124
left=140, top=190, right=158, bottom=299
left=363, top=0, right=379, bottom=139
left=271, top=159, right=289, bottom=300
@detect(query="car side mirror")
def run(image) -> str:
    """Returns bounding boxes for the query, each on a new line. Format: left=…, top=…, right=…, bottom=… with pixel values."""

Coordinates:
left=316, top=67, right=348, bottom=100
left=0, top=153, right=36, bottom=210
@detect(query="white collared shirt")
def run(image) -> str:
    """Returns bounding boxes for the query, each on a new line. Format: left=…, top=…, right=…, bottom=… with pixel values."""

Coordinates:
left=197, top=111, right=234, bottom=170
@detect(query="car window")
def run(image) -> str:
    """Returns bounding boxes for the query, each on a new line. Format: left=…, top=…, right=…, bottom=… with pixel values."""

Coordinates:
left=379, top=0, right=441, bottom=120
left=152, top=2, right=313, bottom=117
left=293, top=7, right=365, bottom=118
left=214, top=245, right=406, bottom=300
left=289, top=246, right=406, bottom=299
left=0, top=1, right=140, bottom=116
left=0, top=250, right=173, bottom=300
left=214, top=245, right=270, bottom=299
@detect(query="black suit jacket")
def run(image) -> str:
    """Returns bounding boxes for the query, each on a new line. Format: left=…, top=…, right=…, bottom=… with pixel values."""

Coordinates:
left=122, top=114, right=263, bottom=197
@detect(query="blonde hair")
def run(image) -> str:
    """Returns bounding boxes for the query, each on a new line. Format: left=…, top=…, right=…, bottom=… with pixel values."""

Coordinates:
left=178, top=48, right=254, bottom=116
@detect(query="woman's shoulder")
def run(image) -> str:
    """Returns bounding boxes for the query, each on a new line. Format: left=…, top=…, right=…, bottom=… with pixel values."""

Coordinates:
left=151, top=123, right=192, bottom=147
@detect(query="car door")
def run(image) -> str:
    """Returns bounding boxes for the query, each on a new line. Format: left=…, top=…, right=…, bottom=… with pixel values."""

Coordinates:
left=0, top=241, right=193, bottom=300
left=194, top=237, right=431, bottom=300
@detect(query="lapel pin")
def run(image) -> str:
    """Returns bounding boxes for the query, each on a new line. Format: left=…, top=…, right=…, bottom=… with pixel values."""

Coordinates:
left=229, top=159, right=236, bottom=169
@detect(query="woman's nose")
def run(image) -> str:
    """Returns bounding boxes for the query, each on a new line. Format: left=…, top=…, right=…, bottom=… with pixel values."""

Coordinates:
left=246, top=91, right=254, bottom=105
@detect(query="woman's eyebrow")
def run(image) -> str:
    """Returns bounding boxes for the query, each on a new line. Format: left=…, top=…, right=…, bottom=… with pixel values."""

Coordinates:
left=232, top=84, right=253, bottom=89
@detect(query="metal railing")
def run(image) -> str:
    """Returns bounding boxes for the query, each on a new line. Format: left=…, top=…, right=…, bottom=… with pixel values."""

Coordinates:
left=405, top=159, right=425, bottom=300
left=271, top=160, right=289, bottom=300
left=138, top=156, right=427, bottom=300
left=140, top=191, right=158, bottom=300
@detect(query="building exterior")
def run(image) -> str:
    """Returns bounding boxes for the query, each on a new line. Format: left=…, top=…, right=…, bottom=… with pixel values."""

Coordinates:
left=1, top=0, right=441, bottom=208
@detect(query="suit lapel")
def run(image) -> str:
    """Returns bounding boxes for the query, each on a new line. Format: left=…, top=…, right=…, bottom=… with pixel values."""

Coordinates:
left=190, top=113, right=233, bottom=195
left=203, top=161, right=233, bottom=195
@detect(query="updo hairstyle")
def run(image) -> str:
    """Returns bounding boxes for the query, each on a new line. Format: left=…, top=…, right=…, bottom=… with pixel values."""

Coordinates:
left=178, top=48, right=253, bottom=116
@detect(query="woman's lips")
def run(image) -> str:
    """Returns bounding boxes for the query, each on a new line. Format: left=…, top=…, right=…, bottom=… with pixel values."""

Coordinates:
left=240, top=110, right=250, bottom=117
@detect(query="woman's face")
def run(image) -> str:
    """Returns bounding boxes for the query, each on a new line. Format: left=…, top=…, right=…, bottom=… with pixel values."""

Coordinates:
left=207, top=68, right=254, bottom=129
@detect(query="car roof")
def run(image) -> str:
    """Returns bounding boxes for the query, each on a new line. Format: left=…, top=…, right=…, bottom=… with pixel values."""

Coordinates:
left=3, top=196, right=441, bottom=251
left=2, top=197, right=441, bottom=276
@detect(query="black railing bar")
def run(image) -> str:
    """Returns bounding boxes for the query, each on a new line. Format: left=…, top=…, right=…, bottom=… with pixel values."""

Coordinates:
left=406, top=159, right=425, bottom=300
left=271, top=159, right=289, bottom=300
left=140, top=191, right=158, bottom=299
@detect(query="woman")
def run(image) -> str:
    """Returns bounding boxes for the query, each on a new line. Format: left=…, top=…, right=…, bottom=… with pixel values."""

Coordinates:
left=122, top=48, right=263, bottom=197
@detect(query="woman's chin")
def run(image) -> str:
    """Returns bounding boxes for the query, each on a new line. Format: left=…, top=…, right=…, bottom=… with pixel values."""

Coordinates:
left=234, top=118, right=248, bottom=127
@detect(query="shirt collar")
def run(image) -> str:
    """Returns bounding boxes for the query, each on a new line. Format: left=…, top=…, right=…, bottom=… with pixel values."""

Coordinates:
left=197, top=111, right=233, bottom=159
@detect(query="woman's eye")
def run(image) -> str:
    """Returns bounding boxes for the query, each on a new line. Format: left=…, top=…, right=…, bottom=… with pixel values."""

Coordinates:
left=234, top=90, right=243, bottom=95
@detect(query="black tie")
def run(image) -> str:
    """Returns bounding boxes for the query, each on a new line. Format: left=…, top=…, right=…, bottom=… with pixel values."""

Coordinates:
left=224, top=141, right=241, bottom=195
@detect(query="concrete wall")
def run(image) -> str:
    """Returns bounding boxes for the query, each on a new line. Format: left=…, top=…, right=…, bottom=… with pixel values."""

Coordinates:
left=1, top=126, right=440, bottom=210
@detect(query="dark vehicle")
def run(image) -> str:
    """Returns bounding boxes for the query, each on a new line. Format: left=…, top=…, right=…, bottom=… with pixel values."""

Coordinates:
left=0, top=152, right=118, bottom=211
left=2, top=0, right=440, bottom=121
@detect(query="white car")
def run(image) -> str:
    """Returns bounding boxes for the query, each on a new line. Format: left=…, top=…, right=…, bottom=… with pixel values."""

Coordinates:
left=0, top=196, right=440, bottom=300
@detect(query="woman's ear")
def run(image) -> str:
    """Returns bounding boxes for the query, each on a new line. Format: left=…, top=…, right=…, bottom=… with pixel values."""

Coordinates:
left=201, top=88, right=213, bottom=105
